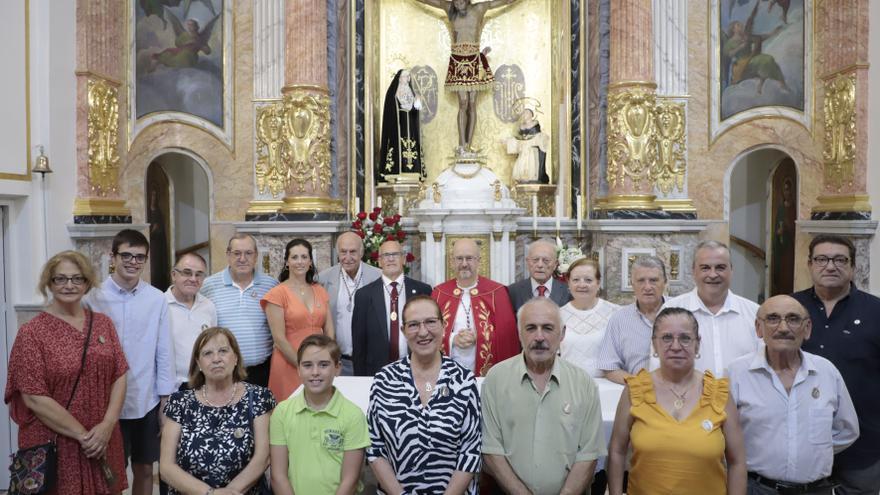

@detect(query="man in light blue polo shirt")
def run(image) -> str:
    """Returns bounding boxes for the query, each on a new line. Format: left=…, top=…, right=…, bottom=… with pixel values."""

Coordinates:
left=200, top=233, right=278, bottom=387
left=85, top=229, right=174, bottom=495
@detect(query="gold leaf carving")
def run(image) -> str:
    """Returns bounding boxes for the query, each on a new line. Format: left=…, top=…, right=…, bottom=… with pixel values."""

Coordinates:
left=823, top=74, right=856, bottom=192
left=653, top=101, right=686, bottom=194
left=607, top=87, right=658, bottom=189
left=255, top=89, right=332, bottom=197
left=87, top=79, right=120, bottom=196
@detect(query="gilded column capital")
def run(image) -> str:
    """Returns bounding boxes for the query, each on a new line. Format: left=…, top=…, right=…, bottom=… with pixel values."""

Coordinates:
left=606, top=85, right=658, bottom=192
left=821, top=73, right=856, bottom=193
left=253, top=86, right=342, bottom=214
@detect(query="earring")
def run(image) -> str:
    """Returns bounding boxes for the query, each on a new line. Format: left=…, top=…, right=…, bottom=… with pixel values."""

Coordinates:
left=652, top=351, right=658, bottom=358
left=695, top=352, right=701, bottom=359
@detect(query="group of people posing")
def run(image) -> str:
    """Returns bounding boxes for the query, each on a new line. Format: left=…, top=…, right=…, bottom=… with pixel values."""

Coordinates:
left=4, top=228, right=879, bottom=495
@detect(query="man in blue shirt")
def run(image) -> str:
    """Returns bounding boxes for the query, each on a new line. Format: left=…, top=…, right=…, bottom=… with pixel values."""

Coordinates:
left=200, top=233, right=278, bottom=386
left=793, top=234, right=880, bottom=495
left=85, top=229, right=174, bottom=495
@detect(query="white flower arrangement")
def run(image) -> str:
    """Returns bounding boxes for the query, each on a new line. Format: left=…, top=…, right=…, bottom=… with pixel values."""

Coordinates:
left=556, top=237, right=586, bottom=275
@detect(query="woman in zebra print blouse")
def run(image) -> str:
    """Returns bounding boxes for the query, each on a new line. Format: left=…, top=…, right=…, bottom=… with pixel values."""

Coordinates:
left=367, top=295, right=482, bottom=494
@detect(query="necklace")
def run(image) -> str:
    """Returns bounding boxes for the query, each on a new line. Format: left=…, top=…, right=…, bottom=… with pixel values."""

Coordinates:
left=412, top=361, right=441, bottom=394
left=457, top=285, right=474, bottom=330
left=667, top=379, right=696, bottom=410
left=340, top=268, right=363, bottom=312
left=202, top=382, right=237, bottom=408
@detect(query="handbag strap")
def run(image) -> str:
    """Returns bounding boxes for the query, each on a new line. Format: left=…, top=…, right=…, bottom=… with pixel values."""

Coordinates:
left=64, top=309, right=94, bottom=409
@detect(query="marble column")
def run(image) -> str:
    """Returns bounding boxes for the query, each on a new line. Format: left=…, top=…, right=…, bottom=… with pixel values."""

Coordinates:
left=812, top=0, right=871, bottom=220
left=72, top=0, right=130, bottom=223
left=597, top=0, right=662, bottom=216
left=651, top=0, right=694, bottom=217
left=278, top=0, right=342, bottom=216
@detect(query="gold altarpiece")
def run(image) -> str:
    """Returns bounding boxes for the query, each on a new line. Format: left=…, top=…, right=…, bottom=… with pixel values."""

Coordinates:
left=359, top=0, right=571, bottom=211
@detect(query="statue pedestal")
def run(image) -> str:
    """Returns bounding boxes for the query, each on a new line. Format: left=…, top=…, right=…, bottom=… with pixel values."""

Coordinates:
left=511, top=183, right=557, bottom=216
left=410, top=158, right=524, bottom=285
left=376, top=182, right=421, bottom=216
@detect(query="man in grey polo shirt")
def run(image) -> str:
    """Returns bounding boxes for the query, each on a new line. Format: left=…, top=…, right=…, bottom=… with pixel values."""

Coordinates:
left=597, top=255, right=667, bottom=384
left=482, top=298, right=606, bottom=494
left=316, top=231, right=380, bottom=375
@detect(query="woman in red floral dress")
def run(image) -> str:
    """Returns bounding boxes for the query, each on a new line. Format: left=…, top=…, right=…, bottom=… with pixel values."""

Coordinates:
left=5, top=251, right=128, bottom=494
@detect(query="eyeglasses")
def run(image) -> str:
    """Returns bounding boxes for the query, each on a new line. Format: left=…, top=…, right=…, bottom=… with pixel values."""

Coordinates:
left=760, top=313, right=807, bottom=328
left=380, top=252, right=402, bottom=260
left=811, top=255, right=850, bottom=267
left=117, top=252, right=148, bottom=264
left=173, top=268, right=207, bottom=280
left=51, top=275, right=87, bottom=286
left=453, top=256, right=478, bottom=263
left=528, top=257, right=554, bottom=265
left=228, top=250, right=256, bottom=259
left=404, top=317, right=442, bottom=332
left=654, top=334, right=696, bottom=347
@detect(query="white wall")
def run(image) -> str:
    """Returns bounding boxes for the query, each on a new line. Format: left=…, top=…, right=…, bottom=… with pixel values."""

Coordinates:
left=0, top=0, right=77, bottom=308
left=869, top=0, right=880, bottom=296
left=729, top=148, right=787, bottom=303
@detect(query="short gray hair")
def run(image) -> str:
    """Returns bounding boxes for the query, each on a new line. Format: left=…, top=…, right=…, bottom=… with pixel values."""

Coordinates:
left=631, top=255, right=667, bottom=282
left=516, top=297, right=562, bottom=332
left=694, top=240, right=731, bottom=267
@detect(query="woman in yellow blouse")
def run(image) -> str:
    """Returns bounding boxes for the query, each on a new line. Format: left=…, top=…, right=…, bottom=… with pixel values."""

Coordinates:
left=607, top=307, right=747, bottom=495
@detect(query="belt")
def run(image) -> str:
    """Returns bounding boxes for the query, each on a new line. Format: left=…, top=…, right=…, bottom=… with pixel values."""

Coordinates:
left=748, top=472, right=836, bottom=494
left=340, top=354, right=353, bottom=360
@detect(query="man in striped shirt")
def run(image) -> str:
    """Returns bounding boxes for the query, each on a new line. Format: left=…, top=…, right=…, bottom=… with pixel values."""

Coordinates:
left=200, top=233, right=278, bottom=387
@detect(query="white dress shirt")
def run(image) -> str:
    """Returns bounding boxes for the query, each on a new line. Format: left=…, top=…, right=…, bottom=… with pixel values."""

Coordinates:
left=449, top=282, right=477, bottom=371
left=651, top=289, right=760, bottom=376
left=334, top=266, right=363, bottom=356
left=530, top=278, right=552, bottom=298
left=729, top=347, right=859, bottom=483
left=165, top=288, right=217, bottom=387
left=85, top=277, right=174, bottom=419
left=382, top=274, right=408, bottom=359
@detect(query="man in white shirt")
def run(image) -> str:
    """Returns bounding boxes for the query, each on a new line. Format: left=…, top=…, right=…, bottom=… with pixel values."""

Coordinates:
left=166, top=253, right=217, bottom=388
left=729, top=295, right=858, bottom=494
left=316, top=231, right=381, bottom=375
left=507, top=239, right=572, bottom=313
left=655, top=240, right=759, bottom=376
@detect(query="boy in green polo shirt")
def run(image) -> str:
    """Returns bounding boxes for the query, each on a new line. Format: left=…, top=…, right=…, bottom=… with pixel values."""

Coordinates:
left=269, top=334, right=370, bottom=495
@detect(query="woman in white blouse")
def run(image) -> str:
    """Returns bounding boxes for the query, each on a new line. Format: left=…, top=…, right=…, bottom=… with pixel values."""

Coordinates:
left=560, top=258, right=620, bottom=377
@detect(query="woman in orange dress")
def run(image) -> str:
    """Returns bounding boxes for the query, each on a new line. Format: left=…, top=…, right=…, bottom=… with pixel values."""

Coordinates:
left=262, top=239, right=334, bottom=401
left=607, top=307, right=747, bottom=495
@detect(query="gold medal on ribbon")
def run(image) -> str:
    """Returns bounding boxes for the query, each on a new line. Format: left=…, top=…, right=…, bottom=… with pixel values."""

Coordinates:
left=390, top=311, right=398, bottom=321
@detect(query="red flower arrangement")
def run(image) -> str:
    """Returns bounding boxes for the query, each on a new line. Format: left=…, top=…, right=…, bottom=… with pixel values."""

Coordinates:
left=351, top=207, right=414, bottom=270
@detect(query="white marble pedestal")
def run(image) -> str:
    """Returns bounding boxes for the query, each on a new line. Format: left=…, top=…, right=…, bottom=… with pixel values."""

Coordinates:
left=411, top=160, right=525, bottom=285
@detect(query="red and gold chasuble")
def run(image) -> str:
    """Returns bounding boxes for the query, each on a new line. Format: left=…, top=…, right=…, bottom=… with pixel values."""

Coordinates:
left=431, top=276, right=519, bottom=377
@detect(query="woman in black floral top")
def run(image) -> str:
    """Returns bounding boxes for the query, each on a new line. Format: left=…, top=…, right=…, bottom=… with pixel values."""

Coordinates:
left=160, top=327, right=275, bottom=494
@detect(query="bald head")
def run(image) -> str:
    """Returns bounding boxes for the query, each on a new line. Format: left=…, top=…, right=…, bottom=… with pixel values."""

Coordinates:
left=336, top=231, right=364, bottom=277
left=526, top=240, right=558, bottom=284
left=756, top=295, right=812, bottom=357
left=452, top=239, right=480, bottom=285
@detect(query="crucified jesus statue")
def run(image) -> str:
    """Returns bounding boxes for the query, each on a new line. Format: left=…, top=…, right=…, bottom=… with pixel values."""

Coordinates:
left=412, top=0, right=521, bottom=155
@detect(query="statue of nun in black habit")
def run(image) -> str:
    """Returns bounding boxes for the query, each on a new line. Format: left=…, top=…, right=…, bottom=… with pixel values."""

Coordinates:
left=376, top=69, right=426, bottom=184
